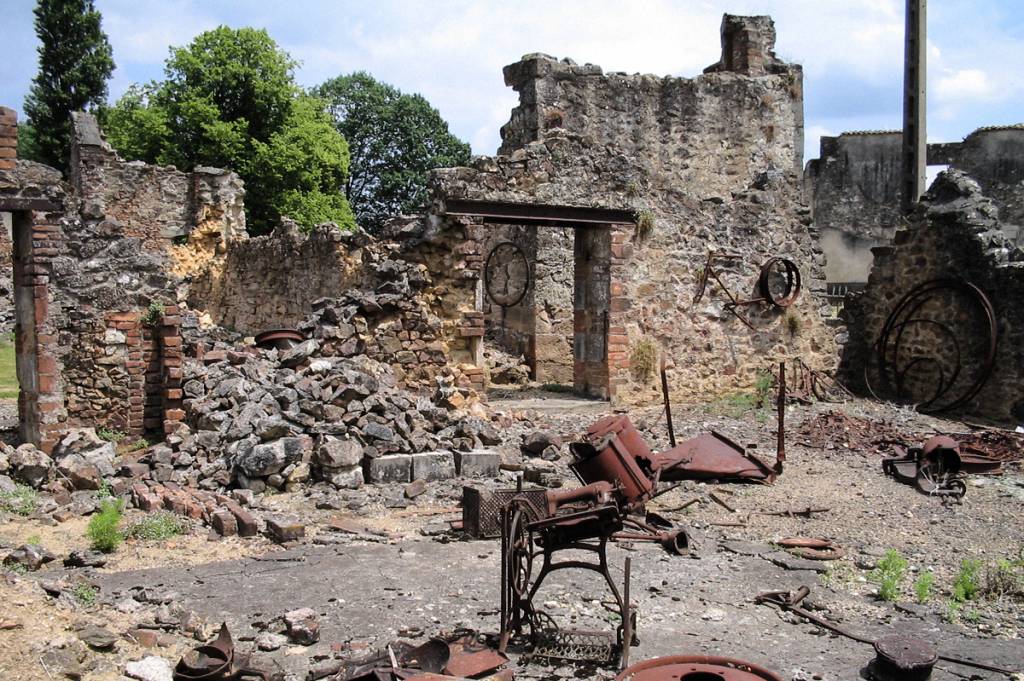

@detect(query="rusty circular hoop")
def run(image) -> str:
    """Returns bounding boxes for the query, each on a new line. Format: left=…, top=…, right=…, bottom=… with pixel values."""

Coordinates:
left=616, top=654, right=784, bottom=681
left=757, top=257, right=801, bottom=308
left=484, top=241, right=531, bottom=308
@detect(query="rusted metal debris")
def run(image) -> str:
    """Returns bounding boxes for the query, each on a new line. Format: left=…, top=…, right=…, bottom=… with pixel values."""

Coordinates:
left=173, top=624, right=280, bottom=681
left=615, top=655, right=784, bottom=681
left=253, top=329, right=305, bottom=351
left=869, top=634, right=938, bottom=681
left=882, top=435, right=1004, bottom=499
left=795, top=410, right=918, bottom=454
left=756, top=586, right=1019, bottom=677
left=787, top=358, right=852, bottom=404
left=484, top=241, right=531, bottom=309
left=462, top=486, right=548, bottom=539
left=777, top=537, right=844, bottom=561
left=866, top=278, right=997, bottom=414
left=335, top=633, right=510, bottom=681
left=691, top=252, right=802, bottom=330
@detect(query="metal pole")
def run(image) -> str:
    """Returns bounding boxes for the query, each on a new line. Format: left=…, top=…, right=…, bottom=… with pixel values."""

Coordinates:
left=660, top=354, right=676, bottom=448
left=902, top=0, right=927, bottom=211
left=776, top=361, right=786, bottom=472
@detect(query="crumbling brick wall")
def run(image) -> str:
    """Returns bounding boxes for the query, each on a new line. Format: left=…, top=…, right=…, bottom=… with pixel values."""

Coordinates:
left=841, top=170, right=1024, bottom=422
left=427, top=14, right=836, bottom=405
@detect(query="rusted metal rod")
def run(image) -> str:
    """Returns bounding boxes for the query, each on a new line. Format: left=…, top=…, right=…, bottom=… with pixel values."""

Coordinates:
left=660, top=354, right=676, bottom=448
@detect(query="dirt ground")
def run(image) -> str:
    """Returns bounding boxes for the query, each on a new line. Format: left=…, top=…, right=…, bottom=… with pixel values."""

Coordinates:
left=1, top=395, right=1022, bottom=680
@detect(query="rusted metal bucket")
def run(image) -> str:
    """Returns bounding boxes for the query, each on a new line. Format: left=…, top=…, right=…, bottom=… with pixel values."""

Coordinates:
left=571, top=433, right=655, bottom=507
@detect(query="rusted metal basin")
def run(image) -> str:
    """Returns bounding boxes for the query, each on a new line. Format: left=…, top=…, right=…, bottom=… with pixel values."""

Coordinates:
left=254, top=329, right=304, bottom=351
left=616, top=654, right=784, bottom=681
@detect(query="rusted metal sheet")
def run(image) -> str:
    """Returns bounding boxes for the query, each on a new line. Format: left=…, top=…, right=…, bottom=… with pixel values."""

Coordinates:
left=461, top=486, right=547, bottom=539
left=173, top=624, right=279, bottom=681
left=443, top=637, right=509, bottom=678
left=656, top=432, right=777, bottom=483
left=616, top=655, right=784, bottom=681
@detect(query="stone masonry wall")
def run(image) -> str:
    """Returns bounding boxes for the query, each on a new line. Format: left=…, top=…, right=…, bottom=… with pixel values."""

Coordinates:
left=807, top=125, right=1024, bottom=285
left=429, top=15, right=836, bottom=405
left=841, top=170, right=1024, bottom=422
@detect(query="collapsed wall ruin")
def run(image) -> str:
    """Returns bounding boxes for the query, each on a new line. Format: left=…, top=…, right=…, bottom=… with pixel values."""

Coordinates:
left=424, top=14, right=837, bottom=402
left=806, top=125, right=1024, bottom=285
left=840, top=170, right=1024, bottom=421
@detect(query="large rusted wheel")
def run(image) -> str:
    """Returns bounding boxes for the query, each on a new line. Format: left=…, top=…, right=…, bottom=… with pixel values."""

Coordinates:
left=508, top=506, right=534, bottom=600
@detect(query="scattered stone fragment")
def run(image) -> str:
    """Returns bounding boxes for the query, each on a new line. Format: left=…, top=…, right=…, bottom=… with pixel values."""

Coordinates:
left=126, top=629, right=160, bottom=648
left=404, top=479, right=427, bottom=499
left=283, top=607, right=320, bottom=645
left=9, top=444, right=53, bottom=489
left=41, top=646, right=81, bottom=680
left=64, top=550, right=108, bottom=568
left=522, top=431, right=557, bottom=456
left=4, top=543, right=57, bottom=571
left=125, top=655, right=173, bottom=681
left=266, top=517, right=305, bottom=543
left=255, top=631, right=288, bottom=651
left=78, top=624, right=117, bottom=651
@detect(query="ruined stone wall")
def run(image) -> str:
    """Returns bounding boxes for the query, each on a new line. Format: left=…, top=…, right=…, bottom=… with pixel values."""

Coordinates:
left=188, top=221, right=367, bottom=334
left=429, top=15, right=836, bottom=405
left=841, top=170, right=1024, bottom=422
left=807, top=125, right=1024, bottom=285
left=533, top=226, right=574, bottom=384
left=500, top=27, right=804, bottom=193
left=70, top=113, right=245, bottom=275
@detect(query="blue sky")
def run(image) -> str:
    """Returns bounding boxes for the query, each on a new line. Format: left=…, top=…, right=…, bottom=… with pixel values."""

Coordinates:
left=1, top=0, right=1021, bottom=164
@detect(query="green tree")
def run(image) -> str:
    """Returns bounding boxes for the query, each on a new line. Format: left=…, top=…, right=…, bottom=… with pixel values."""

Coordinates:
left=314, top=72, right=471, bottom=232
left=23, top=0, right=114, bottom=170
left=103, top=27, right=354, bottom=234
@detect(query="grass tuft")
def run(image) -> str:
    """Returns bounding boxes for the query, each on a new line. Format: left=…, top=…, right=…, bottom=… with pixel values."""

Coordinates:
left=914, top=571, right=935, bottom=604
left=952, top=559, right=983, bottom=603
left=0, top=484, right=38, bottom=516
left=72, top=582, right=98, bottom=607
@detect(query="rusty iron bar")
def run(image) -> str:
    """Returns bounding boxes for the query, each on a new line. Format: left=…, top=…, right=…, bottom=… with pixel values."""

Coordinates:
left=708, top=491, right=735, bottom=513
left=659, top=355, right=676, bottom=448
left=756, top=587, right=1019, bottom=677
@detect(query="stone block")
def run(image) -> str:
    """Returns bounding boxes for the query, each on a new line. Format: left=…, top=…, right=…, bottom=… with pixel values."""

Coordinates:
left=211, top=509, right=237, bottom=536
left=363, top=454, right=411, bottom=484
left=223, top=501, right=258, bottom=537
left=266, top=517, right=305, bottom=543
left=411, top=451, right=455, bottom=482
left=454, top=449, right=501, bottom=478
left=326, top=466, right=363, bottom=489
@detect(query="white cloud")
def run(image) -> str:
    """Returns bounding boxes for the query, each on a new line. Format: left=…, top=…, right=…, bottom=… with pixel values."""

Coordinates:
left=935, top=69, right=995, bottom=102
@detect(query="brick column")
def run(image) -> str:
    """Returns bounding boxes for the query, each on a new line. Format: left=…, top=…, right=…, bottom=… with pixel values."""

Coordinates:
left=606, top=224, right=635, bottom=401
left=160, top=305, right=184, bottom=434
left=0, top=107, right=16, bottom=170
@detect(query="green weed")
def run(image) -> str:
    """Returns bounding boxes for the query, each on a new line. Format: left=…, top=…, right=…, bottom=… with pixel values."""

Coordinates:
left=72, top=582, right=98, bottom=606
left=25, top=534, right=41, bottom=546
left=629, top=338, right=658, bottom=382
left=0, top=484, right=38, bottom=516
left=141, top=301, right=166, bottom=327
left=952, top=559, right=983, bottom=603
left=97, top=427, right=126, bottom=443
left=126, top=512, right=184, bottom=541
left=984, top=554, right=1024, bottom=600
left=87, top=498, right=125, bottom=553
left=914, top=571, right=935, bottom=604
left=870, top=549, right=908, bottom=602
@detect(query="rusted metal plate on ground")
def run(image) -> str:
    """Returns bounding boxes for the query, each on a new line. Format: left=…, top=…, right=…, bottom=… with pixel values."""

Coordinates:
left=616, top=655, right=784, bottom=681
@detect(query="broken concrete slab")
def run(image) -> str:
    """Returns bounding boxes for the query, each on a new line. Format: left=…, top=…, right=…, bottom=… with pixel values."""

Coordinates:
left=410, top=451, right=455, bottom=482
left=455, top=449, right=501, bottom=478
left=364, top=454, right=411, bottom=484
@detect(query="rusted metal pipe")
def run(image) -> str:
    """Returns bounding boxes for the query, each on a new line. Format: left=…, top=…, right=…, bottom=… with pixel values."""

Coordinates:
left=776, top=361, right=786, bottom=472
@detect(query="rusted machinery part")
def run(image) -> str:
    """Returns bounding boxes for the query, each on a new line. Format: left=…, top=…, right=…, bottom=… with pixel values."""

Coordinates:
left=870, top=634, right=938, bottom=681
left=755, top=586, right=1019, bottom=677
left=616, top=654, right=784, bottom=681
left=868, top=278, right=997, bottom=414
left=484, top=241, right=532, bottom=308
left=758, top=257, right=801, bottom=308
left=253, top=329, right=305, bottom=351
left=777, top=537, right=845, bottom=561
